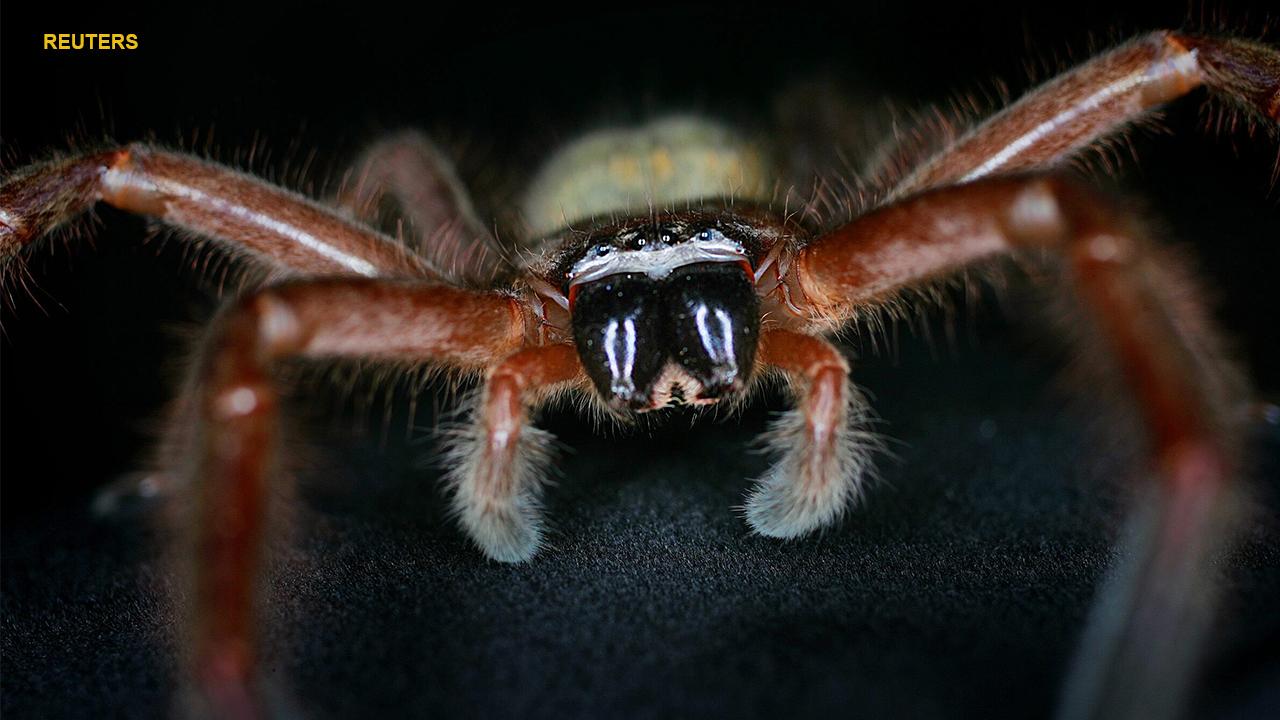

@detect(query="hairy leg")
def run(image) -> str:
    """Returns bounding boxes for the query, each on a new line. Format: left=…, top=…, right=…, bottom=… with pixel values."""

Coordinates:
left=335, top=131, right=506, bottom=286
left=889, top=31, right=1280, bottom=197
left=446, top=343, right=584, bottom=562
left=788, top=173, right=1245, bottom=720
left=745, top=329, right=876, bottom=537
left=2, top=145, right=462, bottom=517
left=178, top=278, right=523, bottom=718
left=1, top=144, right=439, bottom=279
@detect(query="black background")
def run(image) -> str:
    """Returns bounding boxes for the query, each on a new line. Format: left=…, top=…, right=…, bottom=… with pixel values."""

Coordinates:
left=3, top=1, right=1279, bottom=718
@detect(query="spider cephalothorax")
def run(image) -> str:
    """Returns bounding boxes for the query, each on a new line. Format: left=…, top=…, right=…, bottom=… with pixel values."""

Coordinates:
left=2, top=27, right=1277, bottom=720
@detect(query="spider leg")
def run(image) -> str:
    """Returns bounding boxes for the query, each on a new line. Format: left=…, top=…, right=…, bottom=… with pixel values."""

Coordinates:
left=334, top=130, right=507, bottom=286
left=784, top=173, right=1245, bottom=720
left=1, top=146, right=465, bottom=523
left=0, top=145, right=438, bottom=280
left=889, top=31, right=1279, bottom=196
left=446, top=343, right=584, bottom=562
left=176, top=278, right=524, bottom=718
left=744, top=329, right=876, bottom=537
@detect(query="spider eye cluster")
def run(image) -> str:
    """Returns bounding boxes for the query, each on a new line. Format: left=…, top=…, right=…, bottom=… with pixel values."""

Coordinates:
left=568, top=227, right=759, bottom=410
left=568, top=227, right=747, bottom=289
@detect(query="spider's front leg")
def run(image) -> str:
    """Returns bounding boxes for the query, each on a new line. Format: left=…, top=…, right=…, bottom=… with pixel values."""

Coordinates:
left=782, top=174, right=1245, bottom=719
left=744, top=329, right=876, bottom=537
left=889, top=31, right=1279, bottom=197
left=178, top=279, right=525, bottom=718
left=446, top=343, right=584, bottom=562
left=0, top=144, right=437, bottom=280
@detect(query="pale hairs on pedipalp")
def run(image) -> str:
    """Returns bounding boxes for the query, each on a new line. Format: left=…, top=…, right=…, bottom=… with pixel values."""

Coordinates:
left=743, top=372, right=885, bottom=538
left=438, top=387, right=561, bottom=563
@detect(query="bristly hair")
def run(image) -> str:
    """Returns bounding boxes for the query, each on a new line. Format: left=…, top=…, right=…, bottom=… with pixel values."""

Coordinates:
left=436, top=386, right=561, bottom=563
left=778, top=13, right=1279, bottom=232
left=742, top=371, right=886, bottom=538
left=2, top=124, right=333, bottom=315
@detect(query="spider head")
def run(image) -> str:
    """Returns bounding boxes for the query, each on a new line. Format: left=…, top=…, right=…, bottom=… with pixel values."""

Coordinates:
left=566, top=225, right=760, bottom=411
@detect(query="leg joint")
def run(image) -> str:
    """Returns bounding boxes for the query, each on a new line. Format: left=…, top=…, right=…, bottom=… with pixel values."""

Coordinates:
left=1004, top=175, right=1140, bottom=268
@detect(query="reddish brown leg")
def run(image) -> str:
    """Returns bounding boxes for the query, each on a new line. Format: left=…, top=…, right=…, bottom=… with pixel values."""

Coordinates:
left=335, top=131, right=506, bottom=286
left=1, top=145, right=438, bottom=279
left=446, top=343, right=585, bottom=562
left=890, top=31, right=1280, bottom=196
left=180, top=278, right=524, bottom=718
left=787, top=174, right=1243, bottom=719
left=2, top=146, right=454, bottom=518
left=745, top=329, right=876, bottom=537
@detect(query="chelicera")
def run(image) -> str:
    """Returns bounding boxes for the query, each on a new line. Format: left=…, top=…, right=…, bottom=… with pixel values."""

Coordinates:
left=2, top=29, right=1277, bottom=719
left=557, top=214, right=767, bottom=409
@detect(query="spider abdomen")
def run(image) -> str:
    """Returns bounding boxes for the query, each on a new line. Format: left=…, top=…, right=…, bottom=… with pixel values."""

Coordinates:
left=521, top=116, right=772, bottom=236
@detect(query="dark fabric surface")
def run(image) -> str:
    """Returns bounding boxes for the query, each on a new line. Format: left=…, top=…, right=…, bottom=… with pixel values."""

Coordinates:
left=4, top=334, right=1280, bottom=719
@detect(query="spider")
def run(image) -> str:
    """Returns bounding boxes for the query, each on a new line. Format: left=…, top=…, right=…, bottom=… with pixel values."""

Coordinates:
left=2, top=24, right=1278, bottom=720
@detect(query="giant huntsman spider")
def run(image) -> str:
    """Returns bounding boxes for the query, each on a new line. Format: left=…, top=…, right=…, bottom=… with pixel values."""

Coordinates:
left=2, top=26, right=1278, bottom=720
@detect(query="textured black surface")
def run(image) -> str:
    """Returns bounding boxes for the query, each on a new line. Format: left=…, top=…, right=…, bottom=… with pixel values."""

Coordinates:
left=5, top=333, right=1280, bottom=719
left=4, top=1, right=1280, bottom=718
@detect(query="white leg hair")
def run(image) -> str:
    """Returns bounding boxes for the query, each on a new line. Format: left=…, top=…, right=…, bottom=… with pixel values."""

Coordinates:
left=442, top=401, right=557, bottom=563
left=744, top=371, right=879, bottom=538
